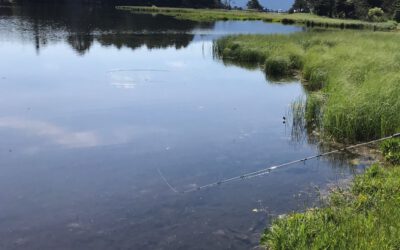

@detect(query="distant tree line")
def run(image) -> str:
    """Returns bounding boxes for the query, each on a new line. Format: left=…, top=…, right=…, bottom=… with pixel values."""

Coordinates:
left=5, top=3, right=213, bottom=54
left=14, top=0, right=224, bottom=8
left=291, top=0, right=400, bottom=21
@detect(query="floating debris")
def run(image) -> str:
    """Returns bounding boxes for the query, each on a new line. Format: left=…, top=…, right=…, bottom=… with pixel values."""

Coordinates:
left=67, top=222, right=82, bottom=229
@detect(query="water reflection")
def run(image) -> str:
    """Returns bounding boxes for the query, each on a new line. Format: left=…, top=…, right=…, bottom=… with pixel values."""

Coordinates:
left=0, top=117, right=100, bottom=148
left=0, top=5, right=362, bottom=250
left=1, top=4, right=212, bottom=54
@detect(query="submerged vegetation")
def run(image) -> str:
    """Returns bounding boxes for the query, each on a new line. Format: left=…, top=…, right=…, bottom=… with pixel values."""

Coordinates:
left=261, top=138, right=400, bottom=249
left=116, top=6, right=398, bottom=30
left=215, top=31, right=400, bottom=142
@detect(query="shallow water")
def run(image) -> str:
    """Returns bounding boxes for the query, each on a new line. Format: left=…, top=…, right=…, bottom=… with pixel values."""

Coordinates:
left=0, top=5, right=361, bottom=250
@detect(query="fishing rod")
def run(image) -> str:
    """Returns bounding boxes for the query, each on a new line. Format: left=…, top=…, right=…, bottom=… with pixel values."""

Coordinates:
left=158, top=133, right=400, bottom=194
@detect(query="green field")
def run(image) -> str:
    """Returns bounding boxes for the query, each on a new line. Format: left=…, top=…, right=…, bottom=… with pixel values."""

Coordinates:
left=116, top=6, right=398, bottom=31
left=215, top=31, right=400, bottom=143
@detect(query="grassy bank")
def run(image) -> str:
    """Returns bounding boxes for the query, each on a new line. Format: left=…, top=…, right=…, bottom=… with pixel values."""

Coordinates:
left=261, top=138, right=400, bottom=249
left=215, top=31, right=400, bottom=142
left=116, top=6, right=398, bottom=31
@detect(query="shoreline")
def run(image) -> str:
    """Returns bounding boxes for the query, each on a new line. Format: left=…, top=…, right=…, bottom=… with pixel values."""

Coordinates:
left=116, top=6, right=399, bottom=31
left=214, top=27, right=400, bottom=249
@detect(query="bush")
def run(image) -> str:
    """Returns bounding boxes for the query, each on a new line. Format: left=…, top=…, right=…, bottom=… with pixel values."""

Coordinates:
left=367, top=7, right=386, bottom=22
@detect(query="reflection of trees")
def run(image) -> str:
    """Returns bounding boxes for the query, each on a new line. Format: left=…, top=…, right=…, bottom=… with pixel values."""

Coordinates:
left=16, top=0, right=222, bottom=8
left=67, top=34, right=94, bottom=55
left=98, top=33, right=193, bottom=51
left=4, top=4, right=214, bottom=54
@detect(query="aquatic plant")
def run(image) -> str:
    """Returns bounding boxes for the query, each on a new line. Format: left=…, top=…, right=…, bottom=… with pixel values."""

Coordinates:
left=290, top=97, right=307, bottom=142
left=215, top=31, right=400, bottom=142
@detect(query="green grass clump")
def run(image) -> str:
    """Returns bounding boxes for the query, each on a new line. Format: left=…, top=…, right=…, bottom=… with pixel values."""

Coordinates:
left=215, top=31, right=400, bottom=142
left=265, top=56, right=291, bottom=77
left=381, top=138, right=400, bottom=164
left=261, top=164, right=400, bottom=249
left=116, top=6, right=399, bottom=31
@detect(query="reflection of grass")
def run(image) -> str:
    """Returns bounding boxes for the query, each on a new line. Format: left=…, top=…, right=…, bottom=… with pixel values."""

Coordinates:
left=215, top=31, right=400, bottom=142
left=116, top=6, right=398, bottom=31
left=262, top=139, right=400, bottom=249
left=290, top=97, right=307, bottom=143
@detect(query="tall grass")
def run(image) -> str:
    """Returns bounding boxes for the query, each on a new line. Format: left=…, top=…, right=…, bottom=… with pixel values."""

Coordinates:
left=215, top=31, right=400, bottom=142
left=116, top=6, right=398, bottom=31
left=261, top=139, right=400, bottom=249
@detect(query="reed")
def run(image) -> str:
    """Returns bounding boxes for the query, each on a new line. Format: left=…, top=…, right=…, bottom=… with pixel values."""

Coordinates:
left=215, top=31, right=400, bottom=142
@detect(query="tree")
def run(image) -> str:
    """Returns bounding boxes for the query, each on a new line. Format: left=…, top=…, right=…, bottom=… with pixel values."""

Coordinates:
left=394, top=0, right=400, bottom=22
left=311, top=0, right=336, bottom=17
left=247, top=0, right=263, bottom=10
left=335, top=0, right=356, bottom=18
left=368, top=7, right=385, bottom=21
left=290, top=0, right=398, bottom=20
left=292, top=0, right=311, bottom=12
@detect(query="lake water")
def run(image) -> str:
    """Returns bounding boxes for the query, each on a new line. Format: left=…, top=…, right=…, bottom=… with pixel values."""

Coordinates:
left=0, top=5, right=362, bottom=250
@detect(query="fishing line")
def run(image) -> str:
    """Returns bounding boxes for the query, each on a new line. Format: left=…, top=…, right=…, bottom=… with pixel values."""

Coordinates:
left=157, top=168, right=179, bottom=194
left=157, top=133, right=400, bottom=194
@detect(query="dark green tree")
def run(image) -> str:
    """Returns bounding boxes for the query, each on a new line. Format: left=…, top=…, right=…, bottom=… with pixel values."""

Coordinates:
left=246, top=0, right=263, bottom=10
left=291, top=0, right=398, bottom=19
left=312, top=0, right=336, bottom=16
left=394, top=0, right=400, bottom=22
left=335, top=0, right=355, bottom=18
left=292, top=0, right=310, bottom=12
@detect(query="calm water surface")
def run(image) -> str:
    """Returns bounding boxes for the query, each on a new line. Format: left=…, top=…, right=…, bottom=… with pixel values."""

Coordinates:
left=0, top=5, right=360, bottom=250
